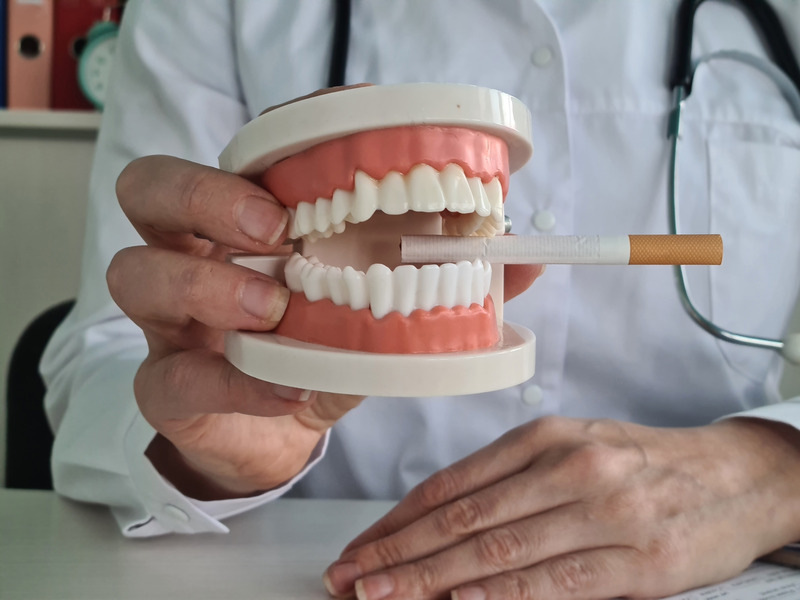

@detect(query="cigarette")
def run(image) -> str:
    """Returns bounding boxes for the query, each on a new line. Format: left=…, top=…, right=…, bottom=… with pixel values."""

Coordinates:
left=400, top=234, right=723, bottom=265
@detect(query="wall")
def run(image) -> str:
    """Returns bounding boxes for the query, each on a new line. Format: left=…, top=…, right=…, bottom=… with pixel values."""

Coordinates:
left=2, top=123, right=800, bottom=486
left=1, top=118, right=96, bottom=486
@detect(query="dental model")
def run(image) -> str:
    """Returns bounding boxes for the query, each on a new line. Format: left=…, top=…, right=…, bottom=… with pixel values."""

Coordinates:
left=219, top=84, right=536, bottom=396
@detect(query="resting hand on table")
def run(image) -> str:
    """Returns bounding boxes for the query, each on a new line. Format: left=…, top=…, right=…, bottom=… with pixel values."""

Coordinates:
left=325, top=416, right=800, bottom=600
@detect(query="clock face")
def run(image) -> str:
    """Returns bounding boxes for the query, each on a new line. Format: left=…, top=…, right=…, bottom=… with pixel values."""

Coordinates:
left=81, top=36, right=117, bottom=107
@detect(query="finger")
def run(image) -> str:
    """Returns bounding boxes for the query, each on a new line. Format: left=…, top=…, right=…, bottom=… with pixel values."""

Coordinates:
left=259, top=83, right=373, bottom=116
left=331, top=464, right=585, bottom=589
left=107, top=246, right=289, bottom=349
left=503, top=264, right=544, bottom=302
left=342, top=418, right=568, bottom=555
left=135, top=348, right=310, bottom=423
left=452, top=547, right=661, bottom=600
left=349, top=526, right=631, bottom=600
left=117, top=155, right=288, bottom=253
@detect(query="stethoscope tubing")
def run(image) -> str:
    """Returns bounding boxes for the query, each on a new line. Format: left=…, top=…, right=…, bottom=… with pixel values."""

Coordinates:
left=668, top=0, right=800, bottom=364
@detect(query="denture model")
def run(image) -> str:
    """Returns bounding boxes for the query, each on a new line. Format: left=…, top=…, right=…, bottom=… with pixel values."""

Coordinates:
left=219, top=84, right=536, bottom=397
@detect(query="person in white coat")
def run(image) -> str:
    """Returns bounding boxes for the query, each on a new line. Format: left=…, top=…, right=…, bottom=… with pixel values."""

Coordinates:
left=41, top=1, right=800, bottom=598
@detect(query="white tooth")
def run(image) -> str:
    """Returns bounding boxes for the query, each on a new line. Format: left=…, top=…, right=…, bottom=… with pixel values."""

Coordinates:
left=475, top=219, right=498, bottom=237
left=470, top=178, right=491, bottom=217
left=295, top=201, right=316, bottom=236
left=343, top=266, right=369, bottom=310
left=483, top=261, right=492, bottom=298
left=331, top=187, right=353, bottom=225
left=486, top=177, right=503, bottom=209
left=443, top=213, right=482, bottom=236
left=417, top=264, right=440, bottom=311
left=438, top=263, right=458, bottom=307
left=456, top=260, right=473, bottom=306
left=441, top=164, right=474, bottom=214
left=332, top=221, right=346, bottom=234
left=315, top=198, right=332, bottom=233
left=367, top=263, right=393, bottom=319
left=326, top=266, right=347, bottom=305
left=307, top=255, right=322, bottom=265
left=286, top=207, right=298, bottom=238
left=378, top=171, right=409, bottom=215
left=300, top=262, right=327, bottom=302
left=471, top=260, right=485, bottom=305
left=351, top=170, right=379, bottom=223
left=486, top=178, right=504, bottom=233
left=393, top=265, right=418, bottom=316
left=284, top=253, right=306, bottom=292
left=408, top=164, right=445, bottom=212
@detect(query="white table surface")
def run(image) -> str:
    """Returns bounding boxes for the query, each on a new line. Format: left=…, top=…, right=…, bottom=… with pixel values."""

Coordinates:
left=0, top=488, right=394, bottom=600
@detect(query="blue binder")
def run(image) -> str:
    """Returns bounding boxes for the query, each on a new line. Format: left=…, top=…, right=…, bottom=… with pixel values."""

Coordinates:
left=0, top=0, right=6, bottom=108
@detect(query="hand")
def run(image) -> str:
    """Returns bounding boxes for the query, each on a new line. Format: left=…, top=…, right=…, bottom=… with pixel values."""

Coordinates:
left=108, top=155, right=363, bottom=499
left=324, top=416, right=800, bottom=599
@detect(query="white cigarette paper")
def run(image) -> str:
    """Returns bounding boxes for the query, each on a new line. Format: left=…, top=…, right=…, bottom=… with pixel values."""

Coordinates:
left=400, top=234, right=723, bottom=266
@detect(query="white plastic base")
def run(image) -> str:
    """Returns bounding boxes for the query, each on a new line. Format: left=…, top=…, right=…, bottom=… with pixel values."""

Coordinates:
left=225, top=323, right=535, bottom=397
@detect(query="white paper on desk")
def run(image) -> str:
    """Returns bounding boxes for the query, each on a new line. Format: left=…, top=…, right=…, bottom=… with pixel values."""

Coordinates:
left=660, top=562, right=800, bottom=599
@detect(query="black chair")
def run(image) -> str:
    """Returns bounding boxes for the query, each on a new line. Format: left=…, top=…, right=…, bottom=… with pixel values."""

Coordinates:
left=5, top=300, right=75, bottom=489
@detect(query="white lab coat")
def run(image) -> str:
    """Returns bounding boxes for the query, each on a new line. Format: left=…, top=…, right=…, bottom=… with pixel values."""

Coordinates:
left=42, top=0, right=800, bottom=536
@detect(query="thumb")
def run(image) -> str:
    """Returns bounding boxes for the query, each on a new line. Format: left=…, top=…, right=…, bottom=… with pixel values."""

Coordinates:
left=295, top=391, right=366, bottom=433
left=504, top=263, right=545, bottom=302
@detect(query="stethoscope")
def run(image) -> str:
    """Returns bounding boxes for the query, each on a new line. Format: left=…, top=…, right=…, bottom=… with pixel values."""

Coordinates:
left=668, top=0, right=800, bottom=365
left=327, top=0, right=800, bottom=364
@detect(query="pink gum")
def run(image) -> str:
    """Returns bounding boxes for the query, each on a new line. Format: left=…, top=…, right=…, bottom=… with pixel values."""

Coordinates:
left=275, top=293, right=499, bottom=354
left=262, top=126, right=510, bottom=209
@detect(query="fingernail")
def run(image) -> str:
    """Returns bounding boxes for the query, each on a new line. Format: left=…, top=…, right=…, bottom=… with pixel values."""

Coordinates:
left=324, top=561, right=362, bottom=596
left=355, top=574, right=394, bottom=600
left=236, top=195, right=288, bottom=246
left=453, top=586, right=487, bottom=600
left=273, top=385, right=314, bottom=403
left=240, top=278, right=289, bottom=324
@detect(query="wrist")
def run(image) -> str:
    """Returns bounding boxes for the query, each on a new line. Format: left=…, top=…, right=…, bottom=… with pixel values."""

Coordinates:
left=145, top=434, right=271, bottom=501
left=706, top=418, right=800, bottom=551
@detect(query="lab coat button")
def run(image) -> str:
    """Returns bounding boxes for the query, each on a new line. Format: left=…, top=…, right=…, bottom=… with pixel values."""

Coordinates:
left=163, top=504, right=190, bottom=523
left=531, top=46, right=553, bottom=67
left=522, top=384, right=544, bottom=407
left=532, top=209, right=556, bottom=232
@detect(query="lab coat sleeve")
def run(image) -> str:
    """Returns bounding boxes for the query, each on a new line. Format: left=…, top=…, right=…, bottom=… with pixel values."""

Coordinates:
left=41, top=0, right=326, bottom=537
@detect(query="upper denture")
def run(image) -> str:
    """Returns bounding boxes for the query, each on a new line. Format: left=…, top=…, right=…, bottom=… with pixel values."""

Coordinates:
left=262, top=126, right=510, bottom=208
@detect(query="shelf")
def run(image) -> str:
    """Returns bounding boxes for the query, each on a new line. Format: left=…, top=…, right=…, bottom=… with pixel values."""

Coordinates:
left=0, top=109, right=101, bottom=132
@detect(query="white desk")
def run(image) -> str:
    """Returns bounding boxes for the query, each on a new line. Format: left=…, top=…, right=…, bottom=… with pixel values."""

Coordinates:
left=0, top=489, right=393, bottom=599
left=3, top=489, right=800, bottom=600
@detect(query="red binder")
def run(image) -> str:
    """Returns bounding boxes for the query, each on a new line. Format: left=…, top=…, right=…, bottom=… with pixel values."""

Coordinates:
left=7, top=0, right=54, bottom=109
left=51, top=0, right=117, bottom=110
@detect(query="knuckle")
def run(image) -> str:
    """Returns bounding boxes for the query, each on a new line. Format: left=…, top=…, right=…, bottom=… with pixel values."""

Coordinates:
left=410, top=560, right=442, bottom=596
left=416, top=468, right=460, bottom=510
left=546, top=555, right=597, bottom=595
left=643, top=527, right=687, bottom=574
left=502, top=572, right=535, bottom=600
left=598, top=488, right=648, bottom=524
left=565, top=443, right=617, bottom=482
left=369, top=539, right=406, bottom=570
left=175, top=165, right=213, bottom=218
left=106, top=248, right=137, bottom=306
left=161, top=352, right=197, bottom=394
left=116, top=158, right=144, bottom=208
left=436, top=496, right=487, bottom=536
left=476, top=526, right=526, bottom=572
left=175, top=260, right=210, bottom=306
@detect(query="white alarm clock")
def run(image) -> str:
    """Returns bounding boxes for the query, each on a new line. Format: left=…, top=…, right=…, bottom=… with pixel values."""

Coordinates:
left=78, top=20, right=119, bottom=110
